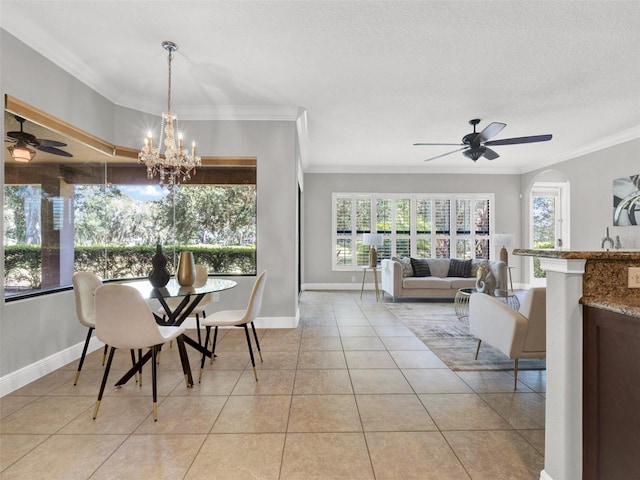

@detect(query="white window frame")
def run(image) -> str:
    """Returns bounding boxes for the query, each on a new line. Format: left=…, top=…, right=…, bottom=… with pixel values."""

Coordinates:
left=332, top=192, right=495, bottom=271
left=528, top=181, right=570, bottom=286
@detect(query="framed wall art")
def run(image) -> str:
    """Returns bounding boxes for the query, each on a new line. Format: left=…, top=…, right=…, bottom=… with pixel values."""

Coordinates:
left=613, top=174, right=640, bottom=226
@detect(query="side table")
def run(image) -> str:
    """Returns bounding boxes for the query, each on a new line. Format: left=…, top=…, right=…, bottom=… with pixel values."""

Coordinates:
left=454, top=288, right=521, bottom=325
left=454, top=287, right=475, bottom=325
left=360, top=266, right=381, bottom=301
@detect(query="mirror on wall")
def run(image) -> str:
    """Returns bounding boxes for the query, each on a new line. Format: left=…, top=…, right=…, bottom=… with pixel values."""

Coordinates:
left=4, top=97, right=258, bottom=301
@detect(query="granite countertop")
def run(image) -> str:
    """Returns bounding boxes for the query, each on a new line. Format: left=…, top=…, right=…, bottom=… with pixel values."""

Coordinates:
left=513, top=248, right=640, bottom=260
left=580, top=296, right=640, bottom=319
left=513, top=248, right=640, bottom=317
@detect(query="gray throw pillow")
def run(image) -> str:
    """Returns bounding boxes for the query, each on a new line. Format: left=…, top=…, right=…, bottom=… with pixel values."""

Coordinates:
left=410, top=258, right=431, bottom=277
left=392, top=256, right=414, bottom=277
left=447, top=258, right=472, bottom=277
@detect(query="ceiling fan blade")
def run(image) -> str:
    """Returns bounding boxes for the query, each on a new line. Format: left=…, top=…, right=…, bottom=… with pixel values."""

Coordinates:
left=414, top=142, right=464, bottom=146
left=477, top=122, right=506, bottom=142
left=36, top=145, right=73, bottom=157
left=7, top=131, right=38, bottom=145
left=485, top=134, right=552, bottom=146
left=424, top=147, right=468, bottom=162
left=483, top=148, right=500, bottom=160
left=38, top=139, right=68, bottom=148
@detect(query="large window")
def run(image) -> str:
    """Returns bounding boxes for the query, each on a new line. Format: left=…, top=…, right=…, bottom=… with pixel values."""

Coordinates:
left=3, top=102, right=256, bottom=300
left=332, top=193, right=494, bottom=270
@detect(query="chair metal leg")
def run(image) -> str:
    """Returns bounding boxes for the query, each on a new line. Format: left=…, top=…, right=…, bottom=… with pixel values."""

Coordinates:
left=94, top=347, right=116, bottom=419
left=130, top=349, right=139, bottom=384
left=74, top=327, right=94, bottom=385
left=474, top=339, right=482, bottom=360
left=102, top=344, right=108, bottom=366
left=199, top=326, right=212, bottom=383
left=250, top=321, right=263, bottom=362
left=513, top=358, right=519, bottom=390
left=243, top=324, right=258, bottom=381
left=195, top=313, right=202, bottom=346
left=210, top=326, right=219, bottom=365
left=138, top=349, right=143, bottom=386
left=151, top=345, right=158, bottom=421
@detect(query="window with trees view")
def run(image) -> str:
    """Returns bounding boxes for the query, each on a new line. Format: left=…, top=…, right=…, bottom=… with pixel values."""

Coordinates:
left=4, top=181, right=256, bottom=299
left=332, top=193, right=494, bottom=270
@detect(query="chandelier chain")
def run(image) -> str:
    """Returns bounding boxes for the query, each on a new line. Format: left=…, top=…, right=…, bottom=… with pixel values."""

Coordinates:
left=167, top=48, right=172, bottom=114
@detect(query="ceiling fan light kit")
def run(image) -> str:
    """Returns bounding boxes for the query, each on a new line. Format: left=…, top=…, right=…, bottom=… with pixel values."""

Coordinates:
left=8, top=142, right=36, bottom=162
left=415, top=118, right=552, bottom=163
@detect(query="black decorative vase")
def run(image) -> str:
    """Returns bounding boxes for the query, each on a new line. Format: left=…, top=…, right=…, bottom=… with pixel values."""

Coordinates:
left=149, top=244, right=170, bottom=287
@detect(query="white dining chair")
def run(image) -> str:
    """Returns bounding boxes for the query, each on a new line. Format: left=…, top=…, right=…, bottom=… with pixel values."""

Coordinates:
left=199, top=270, right=267, bottom=382
left=93, top=284, right=185, bottom=421
left=72, top=271, right=106, bottom=385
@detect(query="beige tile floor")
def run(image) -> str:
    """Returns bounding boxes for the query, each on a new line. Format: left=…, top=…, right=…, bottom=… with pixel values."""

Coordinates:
left=0, top=291, right=545, bottom=479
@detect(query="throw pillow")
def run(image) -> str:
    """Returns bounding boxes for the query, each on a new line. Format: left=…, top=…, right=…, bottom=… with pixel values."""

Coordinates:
left=447, top=258, right=472, bottom=277
left=392, top=256, right=414, bottom=277
left=410, top=257, right=431, bottom=277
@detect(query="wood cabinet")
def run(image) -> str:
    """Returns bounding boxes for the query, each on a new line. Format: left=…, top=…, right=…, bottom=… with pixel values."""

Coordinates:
left=583, top=306, right=640, bottom=480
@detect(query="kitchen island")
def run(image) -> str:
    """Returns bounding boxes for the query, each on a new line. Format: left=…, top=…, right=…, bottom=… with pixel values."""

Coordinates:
left=512, top=249, right=640, bottom=480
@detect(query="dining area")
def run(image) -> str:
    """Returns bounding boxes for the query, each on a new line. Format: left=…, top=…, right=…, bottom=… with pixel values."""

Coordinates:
left=72, top=258, right=267, bottom=422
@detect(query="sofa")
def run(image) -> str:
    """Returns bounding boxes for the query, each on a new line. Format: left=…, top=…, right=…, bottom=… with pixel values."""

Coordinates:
left=381, top=257, right=507, bottom=301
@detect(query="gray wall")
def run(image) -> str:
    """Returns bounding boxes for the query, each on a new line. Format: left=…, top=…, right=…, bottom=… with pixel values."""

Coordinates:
left=521, top=138, right=640, bottom=254
left=1, top=30, right=299, bottom=378
left=302, top=172, right=523, bottom=286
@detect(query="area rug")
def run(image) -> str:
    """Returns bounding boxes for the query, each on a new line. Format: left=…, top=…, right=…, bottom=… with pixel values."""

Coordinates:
left=386, top=302, right=546, bottom=372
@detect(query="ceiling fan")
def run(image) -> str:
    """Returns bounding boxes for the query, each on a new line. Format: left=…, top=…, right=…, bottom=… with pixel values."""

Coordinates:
left=414, top=118, right=552, bottom=162
left=5, top=115, right=72, bottom=161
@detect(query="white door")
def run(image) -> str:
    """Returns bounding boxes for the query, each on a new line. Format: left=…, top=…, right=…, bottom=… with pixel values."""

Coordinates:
left=530, top=183, right=569, bottom=286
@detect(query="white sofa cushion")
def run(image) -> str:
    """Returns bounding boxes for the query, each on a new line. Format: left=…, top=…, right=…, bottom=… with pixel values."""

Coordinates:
left=403, top=277, right=452, bottom=289
left=450, top=278, right=478, bottom=289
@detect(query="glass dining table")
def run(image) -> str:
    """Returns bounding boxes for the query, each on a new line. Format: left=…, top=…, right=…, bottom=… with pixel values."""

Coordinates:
left=113, top=277, right=237, bottom=388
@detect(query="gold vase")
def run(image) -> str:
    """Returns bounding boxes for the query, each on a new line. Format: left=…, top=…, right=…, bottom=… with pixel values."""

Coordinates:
left=177, top=251, right=196, bottom=286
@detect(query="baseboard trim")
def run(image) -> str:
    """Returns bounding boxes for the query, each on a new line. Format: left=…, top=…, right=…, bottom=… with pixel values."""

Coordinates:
left=0, top=336, right=105, bottom=397
left=302, top=283, right=372, bottom=291
left=539, top=469, right=553, bottom=480
left=0, top=314, right=300, bottom=397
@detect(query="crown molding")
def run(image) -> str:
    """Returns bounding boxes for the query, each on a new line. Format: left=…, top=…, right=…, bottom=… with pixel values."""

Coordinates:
left=304, top=164, right=522, bottom=175
left=520, top=125, right=640, bottom=174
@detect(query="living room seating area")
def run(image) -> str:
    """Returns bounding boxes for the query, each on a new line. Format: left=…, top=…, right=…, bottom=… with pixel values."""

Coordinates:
left=381, top=257, right=507, bottom=301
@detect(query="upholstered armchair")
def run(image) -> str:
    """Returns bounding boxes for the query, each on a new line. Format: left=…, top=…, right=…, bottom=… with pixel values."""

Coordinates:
left=469, top=287, right=546, bottom=389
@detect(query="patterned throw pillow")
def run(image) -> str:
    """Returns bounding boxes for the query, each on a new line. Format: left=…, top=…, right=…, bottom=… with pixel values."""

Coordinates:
left=447, top=259, right=472, bottom=277
left=410, top=258, right=431, bottom=277
left=392, top=256, right=414, bottom=277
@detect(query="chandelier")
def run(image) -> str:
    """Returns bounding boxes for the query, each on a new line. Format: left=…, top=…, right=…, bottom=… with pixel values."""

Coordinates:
left=139, top=41, right=201, bottom=189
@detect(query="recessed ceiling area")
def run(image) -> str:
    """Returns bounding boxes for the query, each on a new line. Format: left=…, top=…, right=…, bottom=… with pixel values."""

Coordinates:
left=4, top=111, right=110, bottom=164
left=1, top=0, right=639, bottom=174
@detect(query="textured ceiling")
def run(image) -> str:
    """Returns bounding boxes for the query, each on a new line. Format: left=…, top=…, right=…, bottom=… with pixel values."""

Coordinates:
left=2, top=0, right=639, bottom=174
